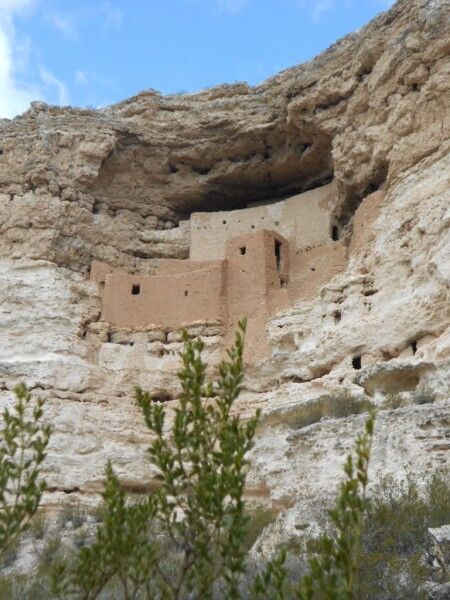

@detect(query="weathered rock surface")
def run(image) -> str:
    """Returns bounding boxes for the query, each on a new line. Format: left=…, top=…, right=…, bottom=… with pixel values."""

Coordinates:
left=425, top=524, right=450, bottom=582
left=0, top=0, right=448, bottom=540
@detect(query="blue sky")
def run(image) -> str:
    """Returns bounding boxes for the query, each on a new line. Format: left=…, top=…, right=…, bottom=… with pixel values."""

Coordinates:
left=0, top=0, right=394, bottom=119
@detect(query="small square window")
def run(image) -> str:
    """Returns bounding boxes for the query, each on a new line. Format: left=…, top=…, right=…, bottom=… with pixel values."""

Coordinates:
left=239, top=246, right=246, bottom=255
left=131, top=284, right=140, bottom=295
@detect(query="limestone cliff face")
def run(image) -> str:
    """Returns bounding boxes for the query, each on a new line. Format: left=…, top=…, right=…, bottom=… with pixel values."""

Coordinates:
left=0, top=0, right=448, bottom=521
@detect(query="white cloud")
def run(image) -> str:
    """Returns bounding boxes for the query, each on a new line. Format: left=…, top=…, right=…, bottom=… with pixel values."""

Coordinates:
left=0, top=0, right=41, bottom=119
left=0, top=0, right=35, bottom=11
left=48, top=13, right=77, bottom=39
left=310, top=0, right=335, bottom=21
left=75, top=69, right=88, bottom=86
left=100, top=2, right=123, bottom=28
left=216, top=0, right=246, bottom=14
left=185, top=0, right=247, bottom=15
left=39, top=65, right=69, bottom=105
left=0, top=1, right=74, bottom=118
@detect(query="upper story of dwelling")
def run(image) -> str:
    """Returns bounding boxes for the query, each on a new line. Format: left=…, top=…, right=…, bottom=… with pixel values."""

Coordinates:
left=189, top=181, right=338, bottom=261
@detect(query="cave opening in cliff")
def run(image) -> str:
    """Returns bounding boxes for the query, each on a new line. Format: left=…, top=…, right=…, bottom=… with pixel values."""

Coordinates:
left=336, top=161, right=389, bottom=230
left=131, top=284, right=141, bottom=295
left=89, top=121, right=335, bottom=222
left=352, top=355, right=362, bottom=370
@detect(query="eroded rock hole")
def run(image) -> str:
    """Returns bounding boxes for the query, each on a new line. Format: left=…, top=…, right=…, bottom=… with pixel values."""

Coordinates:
left=131, top=284, right=141, bottom=295
left=184, top=290, right=189, bottom=296
left=193, top=165, right=211, bottom=176
left=152, top=392, right=173, bottom=403
left=240, top=246, right=246, bottom=256
left=411, top=340, right=417, bottom=354
left=331, top=225, right=339, bottom=241
left=168, top=162, right=178, bottom=174
left=352, top=356, right=362, bottom=370
left=297, top=142, right=312, bottom=153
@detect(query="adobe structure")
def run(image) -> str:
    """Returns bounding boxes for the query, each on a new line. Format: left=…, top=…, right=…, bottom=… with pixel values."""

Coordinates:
left=91, top=181, right=348, bottom=361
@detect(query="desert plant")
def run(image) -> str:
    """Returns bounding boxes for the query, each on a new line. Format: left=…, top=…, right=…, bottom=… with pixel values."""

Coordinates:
left=296, top=411, right=376, bottom=600
left=52, top=320, right=262, bottom=599
left=50, top=324, right=378, bottom=600
left=271, top=392, right=373, bottom=431
left=0, top=384, right=51, bottom=560
left=354, top=471, right=450, bottom=599
left=382, top=393, right=407, bottom=410
left=244, top=507, right=280, bottom=550
left=412, top=386, right=437, bottom=405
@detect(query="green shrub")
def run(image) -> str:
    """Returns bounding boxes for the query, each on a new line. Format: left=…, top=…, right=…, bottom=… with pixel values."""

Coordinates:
left=52, top=321, right=265, bottom=600
left=57, top=506, right=88, bottom=530
left=272, top=392, right=374, bottom=430
left=296, top=411, right=376, bottom=600
left=50, top=324, right=377, bottom=600
left=29, top=512, right=47, bottom=540
left=244, top=507, right=280, bottom=550
left=354, top=471, right=450, bottom=599
left=382, top=393, right=407, bottom=410
left=0, top=384, right=51, bottom=560
left=412, top=387, right=437, bottom=405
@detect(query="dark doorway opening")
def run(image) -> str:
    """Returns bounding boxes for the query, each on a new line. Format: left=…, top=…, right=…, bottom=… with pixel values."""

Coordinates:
left=275, top=239, right=282, bottom=271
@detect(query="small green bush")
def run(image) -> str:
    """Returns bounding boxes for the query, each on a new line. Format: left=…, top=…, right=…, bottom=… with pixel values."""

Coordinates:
left=412, top=387, right=437, bottom=405
left=382, top=393, right=408, bottom=410
left=49, top=325, right=377, bottom=600
left=244, top=507, right=280, bottom=550
left=273, top=392, right=374, bottom=430
left=0, top=384, right=51, bottom=560
left=57, top=506, right=88, bottom=530
left=354, top=471, right=450, bottom=599
left=29, top=512, right=47, bottom=541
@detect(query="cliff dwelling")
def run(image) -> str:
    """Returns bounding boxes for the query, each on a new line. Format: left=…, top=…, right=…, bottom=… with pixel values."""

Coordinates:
left=91, top=180, right=349, bottom=361
left=1, top=2, right=449, bottom=584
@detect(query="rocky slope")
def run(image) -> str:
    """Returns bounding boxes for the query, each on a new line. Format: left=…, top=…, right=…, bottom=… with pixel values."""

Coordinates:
left=0, top=0, right=448, bottom=531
